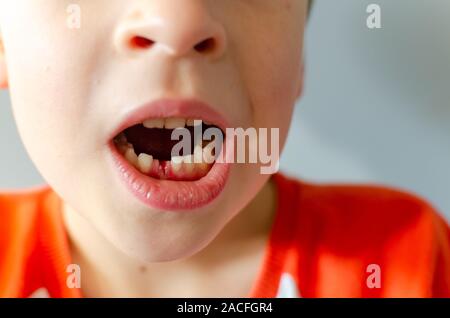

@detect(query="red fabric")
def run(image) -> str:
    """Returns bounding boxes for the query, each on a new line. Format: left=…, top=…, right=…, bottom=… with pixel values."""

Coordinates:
left=0, top=173, right=449, bottom=298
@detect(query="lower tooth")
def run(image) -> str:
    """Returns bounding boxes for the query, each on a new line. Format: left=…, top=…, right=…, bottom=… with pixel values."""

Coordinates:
left=194, top=145, right=204, bottom=163
left=182, top=154, right=194, bottom=164
left=184, top=162, right=195, bottom=174
left=117, top=144, right=128, bottom=154
left=171, top=156, right=183, bottom=164
left=202, top=142, right=216, bottom=164
left=182, top=155, right=195, bottom=173
left=171, top=160, right=182, bottom=173
left=125, top=148, right=139, bottom=167
left=138, top=153, right=153, bottom=174
left=116, top=141, right=132, bottom=155
left=198, top=162, right=209, bottom=173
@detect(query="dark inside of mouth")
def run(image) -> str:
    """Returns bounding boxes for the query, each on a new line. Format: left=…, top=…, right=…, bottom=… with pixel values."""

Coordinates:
left=121, top=124, right=222, bottom=161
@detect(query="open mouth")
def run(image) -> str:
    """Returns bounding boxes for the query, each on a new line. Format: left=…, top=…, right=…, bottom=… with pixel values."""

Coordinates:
left=113, top=117, right=223, bottom=182
left=108, top=99, right=231, bottom=211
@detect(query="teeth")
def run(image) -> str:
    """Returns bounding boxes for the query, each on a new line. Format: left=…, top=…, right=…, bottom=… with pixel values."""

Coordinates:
left=197, top=162, right=209, bottom=173
left=170, top=155, right=195, bottom=174
left=117, top=142, right=131, bottom=155
left=125, top=148, right=139, bottom=167
left=138, top=153, right=153, bottom=174
left=193, top=144, right=204, bottom=163
left=143, top=118, right=164, bottom=129
left=122, top=149, right=214, bottom=179
left=181, top=154, right=193, bottom=164
left=171, top=156, right=184, bottom=164
left=119, top=117, right=220, bottom=179
left=183, top=156, right=195, bottom=174
left=186, top=119, right=196, bottom=127
left=202, top=142, right=216, bottom=164
left=164, top=118, right=186, bottom=129
left=171, top=157, right=183, bottom=172
left=173, top=152, right=198, bottom=164
left=190, top=119, right=203, bottom=127
left=141, top=118, right=210, bottom=129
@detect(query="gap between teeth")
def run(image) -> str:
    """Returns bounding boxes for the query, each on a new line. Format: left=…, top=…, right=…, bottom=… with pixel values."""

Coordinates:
left=121, top=143, right=214, bottom=176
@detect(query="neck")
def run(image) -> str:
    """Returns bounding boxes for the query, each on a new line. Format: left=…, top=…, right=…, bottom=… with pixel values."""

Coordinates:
left=63, top=178, right=277, bottom=297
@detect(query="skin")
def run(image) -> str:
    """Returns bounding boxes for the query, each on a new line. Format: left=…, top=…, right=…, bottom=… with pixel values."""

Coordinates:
left=0, top=0, right=307, bottom=297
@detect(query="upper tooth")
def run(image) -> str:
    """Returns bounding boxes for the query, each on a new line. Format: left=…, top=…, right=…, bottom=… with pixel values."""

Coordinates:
left=138, top=153, right=153, bottom=173
left=186, top=119, right=203, bottom=127
left=143, top=118, right=164, bottom=129
left=194, top=119, right=203, bottom=126
left=165, top=118, right=186, bottom=129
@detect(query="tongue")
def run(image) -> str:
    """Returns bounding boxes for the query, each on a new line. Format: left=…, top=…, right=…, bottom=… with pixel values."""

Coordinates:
left=123, top=125, right=197, bottom=161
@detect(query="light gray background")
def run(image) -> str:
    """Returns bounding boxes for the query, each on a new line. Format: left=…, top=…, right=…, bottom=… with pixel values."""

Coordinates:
left=1, top=0, right=449, bottom=220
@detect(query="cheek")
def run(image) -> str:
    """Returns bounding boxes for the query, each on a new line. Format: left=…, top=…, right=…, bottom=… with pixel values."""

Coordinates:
left=2, top=9, right=106, bottom=182
left=7, top=56, right=87, bottom=184
left=231, top=11, right=304, bottom=142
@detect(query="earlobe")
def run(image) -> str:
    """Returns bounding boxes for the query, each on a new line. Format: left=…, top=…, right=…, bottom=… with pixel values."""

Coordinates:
left=0, top=38, right=8, bottom=89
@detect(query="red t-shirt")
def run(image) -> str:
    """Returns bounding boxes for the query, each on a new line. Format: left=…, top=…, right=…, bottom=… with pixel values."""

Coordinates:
left=0, top=173, right=449, bottom=297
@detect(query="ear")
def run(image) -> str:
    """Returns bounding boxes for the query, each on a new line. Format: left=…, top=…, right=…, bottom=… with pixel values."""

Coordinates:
left=0, top=37, right=8, bottom=89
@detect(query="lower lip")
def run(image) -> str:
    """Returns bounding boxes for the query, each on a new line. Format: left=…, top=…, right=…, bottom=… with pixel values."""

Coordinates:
left=108, top=142, right=230, bottom=211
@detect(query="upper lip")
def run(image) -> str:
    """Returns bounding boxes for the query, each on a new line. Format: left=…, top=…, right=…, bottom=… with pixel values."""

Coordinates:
left=109, top=98, right=229, bottom=142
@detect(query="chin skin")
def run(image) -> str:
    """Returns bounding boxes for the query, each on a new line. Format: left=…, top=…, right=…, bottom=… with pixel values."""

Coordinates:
left=0, top=0, right=305, bottom=263
left=64, top=160, right=276, bottom=263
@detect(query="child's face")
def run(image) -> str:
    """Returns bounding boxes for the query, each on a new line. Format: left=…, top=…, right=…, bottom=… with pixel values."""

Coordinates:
left=0, top=1, right=306, bottom=261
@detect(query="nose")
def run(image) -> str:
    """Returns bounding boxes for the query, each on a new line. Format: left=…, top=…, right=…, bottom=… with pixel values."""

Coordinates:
left=114, top=1, right=227, bottom=59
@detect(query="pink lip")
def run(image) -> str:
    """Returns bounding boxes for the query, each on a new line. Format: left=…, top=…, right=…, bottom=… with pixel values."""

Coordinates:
left=107, top=98, right=231, bottom=211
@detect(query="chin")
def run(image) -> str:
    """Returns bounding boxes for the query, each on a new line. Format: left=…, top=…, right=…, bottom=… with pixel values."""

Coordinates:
left=113, top=228, right=218, bottom=263
left=98, top=203, right=228, bottom=263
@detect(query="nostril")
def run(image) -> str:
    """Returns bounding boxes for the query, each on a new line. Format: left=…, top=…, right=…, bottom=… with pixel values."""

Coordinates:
left=194, top=38, right=217, bottom=54
left=130, top=36, right=154, bottom=49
